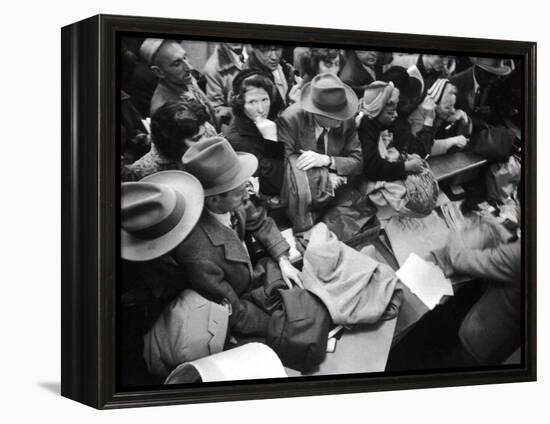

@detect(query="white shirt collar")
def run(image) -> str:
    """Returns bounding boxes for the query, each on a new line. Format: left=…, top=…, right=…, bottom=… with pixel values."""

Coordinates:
left=207, top=209, right=232, bottom=228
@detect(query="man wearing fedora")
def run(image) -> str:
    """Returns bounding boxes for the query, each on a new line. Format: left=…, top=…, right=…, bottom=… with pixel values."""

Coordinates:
left=173, top=137, right=303, bottom=337
left=140, top=38, right=218, bottom=125
left=450, top=57, right=514, bottom=130
left=278, top=72, right=363, bottom=190
left=121, top=170, right=207, bottom=384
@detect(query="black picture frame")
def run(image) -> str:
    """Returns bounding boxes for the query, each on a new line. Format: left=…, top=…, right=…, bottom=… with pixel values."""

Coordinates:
left=61, top=14, right=537, bottom=409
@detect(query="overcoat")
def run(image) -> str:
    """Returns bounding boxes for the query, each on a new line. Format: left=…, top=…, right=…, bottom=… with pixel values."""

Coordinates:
left=172, top=200, right=289, bottom=337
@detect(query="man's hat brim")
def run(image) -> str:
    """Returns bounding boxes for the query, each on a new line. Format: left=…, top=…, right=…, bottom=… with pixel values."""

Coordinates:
left=300, top=82, right=359, bottom=121
left=476, top=63, right=512, bottom=76
left=121, top=171, right=204, bottom=261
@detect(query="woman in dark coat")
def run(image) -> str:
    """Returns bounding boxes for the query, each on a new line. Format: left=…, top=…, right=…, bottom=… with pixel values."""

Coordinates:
left=223, top=69, right=285, bottom=196
left=357, top=81, right=424, bottom=182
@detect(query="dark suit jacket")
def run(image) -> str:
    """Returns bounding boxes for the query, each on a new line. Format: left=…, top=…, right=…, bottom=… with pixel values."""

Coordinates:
left=172, top=200, right=289, bottom=337
left=339, top=52, right=381, bottom=98
left=277, top=104, right=363, bottom=177
left=450, top=67, right=478, bottom=117
left=450, top=66, right=508, bottom=130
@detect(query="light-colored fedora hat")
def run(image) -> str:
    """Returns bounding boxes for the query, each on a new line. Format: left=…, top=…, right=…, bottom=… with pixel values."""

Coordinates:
left=471, top=57, right=513, bottom=76
left=121, top=171, right=204, bottom=261
left=182, top=136, right=258, bottom=196
left=300, top=72, right=359, bottom=121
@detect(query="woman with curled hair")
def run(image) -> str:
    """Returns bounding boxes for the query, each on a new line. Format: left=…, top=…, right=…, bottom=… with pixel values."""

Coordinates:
left=124, top=100, right=217, bottom=181
left=223, top=69, right=285, bottom=196
left=299, top=48, right=342, bottom=83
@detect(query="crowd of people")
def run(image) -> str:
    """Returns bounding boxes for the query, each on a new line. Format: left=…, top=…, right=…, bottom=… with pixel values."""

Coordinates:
left=119, top=38, right=522, bottom=386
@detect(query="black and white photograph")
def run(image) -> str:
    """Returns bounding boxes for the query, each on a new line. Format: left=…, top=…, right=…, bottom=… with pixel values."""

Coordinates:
left=118, top=36, right=526, bottom=388
left=3, top=0, right=548, bottom=420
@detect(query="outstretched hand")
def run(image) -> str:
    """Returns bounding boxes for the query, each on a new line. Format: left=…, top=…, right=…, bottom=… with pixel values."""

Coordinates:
left=278, top=257, right=304, bottom=289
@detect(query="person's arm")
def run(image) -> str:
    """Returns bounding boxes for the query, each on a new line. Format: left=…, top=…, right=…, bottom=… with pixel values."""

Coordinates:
left=359, top=122, right=407, bottom=181
left=182, top=258, right=270, bottom=337
left=430, top=135, right=469, bottom=156
left=450, top=242, right=520, bottom=284
left=276, top=111, right=300, bottom=160
left=394, top=116, right=434, bottom=157
left=243, top=200, right=290, bottom=259
left=330, top=121, right=363, bottom=176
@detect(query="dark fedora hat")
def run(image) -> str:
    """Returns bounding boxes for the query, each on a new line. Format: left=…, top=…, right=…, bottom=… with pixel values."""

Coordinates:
left=121, top=171, right=204, bottom=261
left=300, top=72, right=359, bottom=121
left=471, top=57, right=513, bottom=76
left=182, top=136, right=258, bottom=196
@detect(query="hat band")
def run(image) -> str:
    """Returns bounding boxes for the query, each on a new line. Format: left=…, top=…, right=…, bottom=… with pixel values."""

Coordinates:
left=131, top=192, right=186, bottom=240
left=312, top=95, right=347, bottom=113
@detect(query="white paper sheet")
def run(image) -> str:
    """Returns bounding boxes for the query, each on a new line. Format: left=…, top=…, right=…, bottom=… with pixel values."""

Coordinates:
left=396, top=253, right=454, bottom=310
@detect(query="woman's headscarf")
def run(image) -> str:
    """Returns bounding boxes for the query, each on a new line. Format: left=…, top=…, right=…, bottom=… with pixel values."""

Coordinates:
left=361, top=81, right=399, bottom=118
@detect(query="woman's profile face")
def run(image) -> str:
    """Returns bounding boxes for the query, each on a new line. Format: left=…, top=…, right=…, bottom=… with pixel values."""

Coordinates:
left=318, top=57, right=340, bottom=75
left=243, top=87, right=271, bottom=121
left=435, top=86, right=457, bottom=120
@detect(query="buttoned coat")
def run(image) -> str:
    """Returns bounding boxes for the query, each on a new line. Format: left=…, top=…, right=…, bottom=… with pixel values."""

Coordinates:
left=171, top=200, right=289, bottom=337
left=277, top=104, right=363, bottom=177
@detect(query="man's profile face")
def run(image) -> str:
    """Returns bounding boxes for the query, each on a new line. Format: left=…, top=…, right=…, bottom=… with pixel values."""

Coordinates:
left=313, top=114, right=343, bottom=129
left=154, top=41, right=194, bottom=86
left=253, top=46, right=283, bottom=71
left=216, top=183, right=250, bottom=213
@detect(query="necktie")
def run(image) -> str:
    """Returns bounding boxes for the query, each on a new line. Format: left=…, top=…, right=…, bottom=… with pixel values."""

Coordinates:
left=230, top=212, right=239, bottom=235
left=474, top=86, right=482, bottom=109
left=316, top=128, right=327, bottom=154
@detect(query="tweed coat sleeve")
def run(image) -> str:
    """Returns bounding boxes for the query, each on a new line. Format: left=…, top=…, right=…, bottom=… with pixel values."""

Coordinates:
left=331, top=121, right=363, bottom=176
left=277, top=108, right=300, bottom=160
left=181, top=258, right=270, bottom=336
left=204, top=67, right=227, bottom=110
left=450, top=242, right=520, bottom=285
